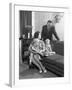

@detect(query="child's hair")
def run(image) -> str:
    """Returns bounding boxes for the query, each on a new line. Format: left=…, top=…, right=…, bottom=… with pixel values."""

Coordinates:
left=34, top=31, right=40, bottom=38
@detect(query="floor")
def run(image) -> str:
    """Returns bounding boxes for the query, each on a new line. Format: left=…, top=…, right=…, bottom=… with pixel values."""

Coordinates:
left=19, top=62, right=58, bottom=79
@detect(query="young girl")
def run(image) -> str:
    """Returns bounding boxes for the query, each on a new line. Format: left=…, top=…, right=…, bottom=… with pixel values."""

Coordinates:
left=29, top=31, right=47, bottom=73
left=45, top=39, right=55, bottom=56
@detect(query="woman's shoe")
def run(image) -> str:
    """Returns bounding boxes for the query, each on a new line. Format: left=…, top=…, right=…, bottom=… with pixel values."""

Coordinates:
left=44, top=70, right=47, bottom=73
left=39, top=70, right=42, bottom=73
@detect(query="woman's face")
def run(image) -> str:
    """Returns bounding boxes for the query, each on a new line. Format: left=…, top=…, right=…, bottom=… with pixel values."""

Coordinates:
left=38, top=33, right=41, bottom=39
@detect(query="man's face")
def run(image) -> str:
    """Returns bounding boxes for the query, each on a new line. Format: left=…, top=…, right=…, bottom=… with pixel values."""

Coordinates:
left=47, top=22, right=52, bottom=29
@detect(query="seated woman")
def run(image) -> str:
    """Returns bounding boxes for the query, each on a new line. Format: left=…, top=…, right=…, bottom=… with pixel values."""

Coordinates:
left=29, top=31, right=47, bottom=73
left=44, top=39, right=55, bottom=56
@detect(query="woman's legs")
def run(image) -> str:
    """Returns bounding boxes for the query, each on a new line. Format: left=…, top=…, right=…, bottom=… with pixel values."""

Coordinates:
left=33, top=54, right=47, bottom=72
left=32, top=57, right=42, bottom=73
left=29, top=53, right=42, bottom=72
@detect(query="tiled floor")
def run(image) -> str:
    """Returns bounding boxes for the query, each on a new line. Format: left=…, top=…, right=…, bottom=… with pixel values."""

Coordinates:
left=19, top=63, right=58, bottom=79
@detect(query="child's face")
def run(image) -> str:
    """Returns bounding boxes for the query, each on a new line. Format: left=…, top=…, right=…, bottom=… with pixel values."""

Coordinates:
left=46, top=39, right=50, bottom=44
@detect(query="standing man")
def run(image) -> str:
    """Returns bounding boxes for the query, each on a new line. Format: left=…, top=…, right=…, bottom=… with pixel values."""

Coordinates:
left=41, top=20, right=60, bottom=41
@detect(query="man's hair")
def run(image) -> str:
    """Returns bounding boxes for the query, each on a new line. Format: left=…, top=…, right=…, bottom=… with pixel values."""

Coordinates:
left=47, top=20, right=52, bottom=23
left=34, top=31, right=40, bottom=38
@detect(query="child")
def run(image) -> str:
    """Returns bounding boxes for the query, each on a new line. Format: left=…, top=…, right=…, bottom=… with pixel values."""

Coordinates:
left=45, top=39, right=55, bottom=56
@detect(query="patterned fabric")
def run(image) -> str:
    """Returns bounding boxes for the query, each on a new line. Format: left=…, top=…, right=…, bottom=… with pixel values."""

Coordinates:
left=29, top=39, right=45, bottom=55
left=29, top=39, right=45, bottom=63
left=29, top=38, right=55, bottom=63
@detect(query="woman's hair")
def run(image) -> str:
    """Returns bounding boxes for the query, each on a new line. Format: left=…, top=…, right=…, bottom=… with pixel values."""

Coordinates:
left=34, top=31, right=40, bottom=38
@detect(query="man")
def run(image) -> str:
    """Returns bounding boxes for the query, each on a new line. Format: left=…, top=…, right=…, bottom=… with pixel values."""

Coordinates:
left=41, top=20, right=59, bottom=41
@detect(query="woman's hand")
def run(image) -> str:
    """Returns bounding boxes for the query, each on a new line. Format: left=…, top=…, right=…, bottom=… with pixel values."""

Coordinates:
left=50, top=52, right=56, bottom=55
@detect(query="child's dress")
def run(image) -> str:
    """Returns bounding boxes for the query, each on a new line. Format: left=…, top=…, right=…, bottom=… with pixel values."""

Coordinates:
left=45, top=39, right=55, bottom=56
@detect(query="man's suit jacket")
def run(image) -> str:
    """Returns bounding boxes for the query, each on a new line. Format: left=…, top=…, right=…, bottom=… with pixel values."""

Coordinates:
left=41, top=25, right=59, bottom=41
